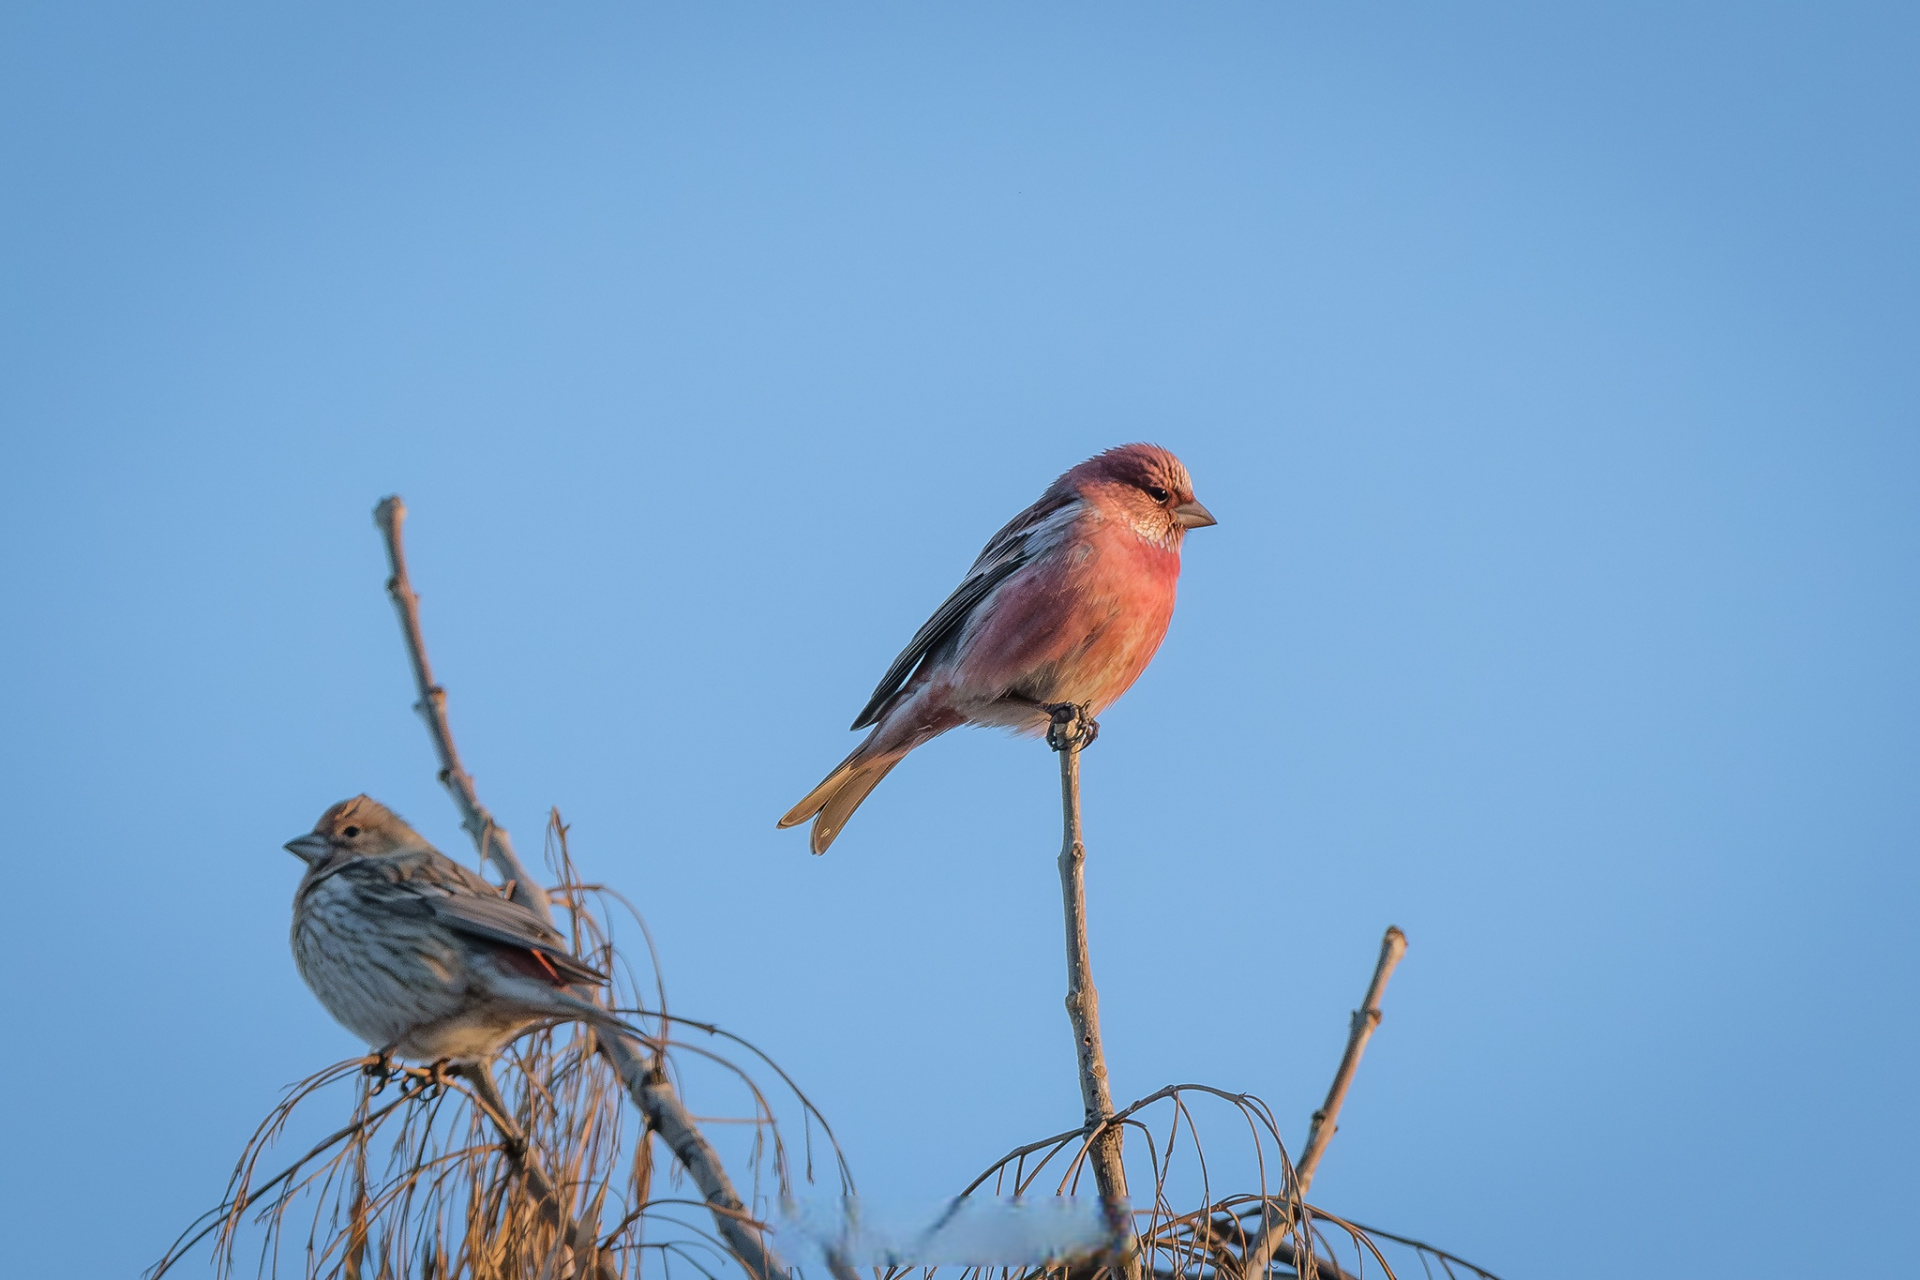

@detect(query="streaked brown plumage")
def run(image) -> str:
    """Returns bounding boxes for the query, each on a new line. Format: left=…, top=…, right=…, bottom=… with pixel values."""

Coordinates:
left=285, top=795, right=609, bottom=1063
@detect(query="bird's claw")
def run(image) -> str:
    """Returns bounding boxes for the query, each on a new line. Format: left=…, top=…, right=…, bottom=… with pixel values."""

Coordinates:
left=1045, top=702, right=1099, bottom=752
left=387, top=1059, right=452, bottom=1100
left=364, top=1050, right=396, bottom=1093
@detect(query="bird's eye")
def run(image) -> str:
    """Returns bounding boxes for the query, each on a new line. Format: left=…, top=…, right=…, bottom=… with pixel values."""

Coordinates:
left=1146, top=486, right=1170, bottom=504
left=342, top=825, right=361, bottom=838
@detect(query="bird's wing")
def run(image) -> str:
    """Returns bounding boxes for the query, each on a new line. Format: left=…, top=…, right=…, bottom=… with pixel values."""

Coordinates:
left=423, top=890, right=609, bottom=985
left=850, top=490, right=1082, bottom=729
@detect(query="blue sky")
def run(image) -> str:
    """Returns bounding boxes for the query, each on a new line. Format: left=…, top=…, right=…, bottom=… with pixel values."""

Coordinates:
left=2, top=4, right=1915, bottom=1276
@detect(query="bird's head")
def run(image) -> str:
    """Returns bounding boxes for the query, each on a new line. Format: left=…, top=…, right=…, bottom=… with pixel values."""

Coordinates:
left=1064, top=443, right=1216, bottom=548
left=284, top=795, right=428, bottom=865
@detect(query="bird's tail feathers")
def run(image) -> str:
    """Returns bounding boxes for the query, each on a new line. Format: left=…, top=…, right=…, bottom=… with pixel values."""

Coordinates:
left=778, top=744, right=864, bottom=827
left=778, top=746, right=905, bottom=854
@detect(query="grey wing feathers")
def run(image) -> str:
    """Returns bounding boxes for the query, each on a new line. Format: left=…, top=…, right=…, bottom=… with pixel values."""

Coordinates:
left=849, top=491, right=1075, bottom=730
left=849, top=558, right=1025, bottom=728
left=425, top=889, right=609, bottom=985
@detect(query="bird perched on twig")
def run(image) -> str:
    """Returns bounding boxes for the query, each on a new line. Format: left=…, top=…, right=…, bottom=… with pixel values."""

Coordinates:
left=780, top=442, right=1216, bottom=854
left=284, top=796, right=611, bottom=1064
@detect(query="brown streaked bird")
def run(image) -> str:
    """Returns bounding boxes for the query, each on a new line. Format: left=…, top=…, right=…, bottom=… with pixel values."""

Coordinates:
left=780, top=443, right=1215, bottom=854
left=285, top=795, right=610, bottom=1064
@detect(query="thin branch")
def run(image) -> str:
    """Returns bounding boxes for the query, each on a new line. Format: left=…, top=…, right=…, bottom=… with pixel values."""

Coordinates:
left=148, top=1088, right=412, bottom=1277
left=1047, top=704, right=1133, bottom=1271
left=1296, top=925, right=1407, bottom=1193
left=599, top=1032, right=782, bottom=1278
left=1239, top=926, right=1407, bottom=1280
left=1340, top=1219, right=1507, bottom=1280
left=459, top=1061, right=619, bottom=1280
left=1234, top=1203, right=1363, bottom=1280
left=372, top=495, right=785, bottom=1280
left=373, top=495, right=550, bottom=923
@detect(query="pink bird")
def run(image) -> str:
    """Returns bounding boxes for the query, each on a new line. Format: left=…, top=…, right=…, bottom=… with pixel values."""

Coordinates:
left=780, top=443, right=1215, bottom=853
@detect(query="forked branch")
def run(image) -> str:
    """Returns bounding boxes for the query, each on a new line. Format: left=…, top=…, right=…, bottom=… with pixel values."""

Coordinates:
left=373, top=496, right=783, bottom=1280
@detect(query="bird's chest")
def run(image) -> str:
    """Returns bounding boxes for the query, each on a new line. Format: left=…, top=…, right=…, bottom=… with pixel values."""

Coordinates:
left=1057, top=529, right=1179, bottom=641
left=999, top=528, right=1179, bottom=702
left=291, top=874, right=468, bottom=1042
left=1081, top=523, right=1175, bottom=588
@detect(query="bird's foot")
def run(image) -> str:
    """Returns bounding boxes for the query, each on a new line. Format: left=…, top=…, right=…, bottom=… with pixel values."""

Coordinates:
left=364, top=1049, right=397, bottom=1094
left=1045, top=702, right=1099, bottom=752
left=392, top=1059, right=452, bottom=1100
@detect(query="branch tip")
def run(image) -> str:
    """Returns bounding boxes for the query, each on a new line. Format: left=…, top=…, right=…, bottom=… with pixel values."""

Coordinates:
left=368, top=495, right=784, bottom=1280
left=1292, top=924, right=1409, bottom=1198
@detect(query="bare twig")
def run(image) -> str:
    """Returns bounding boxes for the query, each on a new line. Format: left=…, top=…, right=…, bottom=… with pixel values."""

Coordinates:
left=372, top=496, right=784, bottom=1280
left=1238, top=1214, right=1364, bottom=1280
left=1296, top=926, right=1407, bottom=1193
left=598, top=1035, right=779, bottom=1275
left=1239, top=926, right=1407, bottom=1280
left=1048, top=704, right=1133, bottom=1272
left=460, top=1060, right=618, bottom=1280
left=1341, top=1220, right=1506, bottom=1280
left=373, top=496, right=549, bottom=923
left=148, top=1075, right=411, bottom=1277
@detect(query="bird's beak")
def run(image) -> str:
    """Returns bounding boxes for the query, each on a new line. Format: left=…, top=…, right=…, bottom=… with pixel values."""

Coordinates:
left=284, top=833, right=330, bottom=864
left=1174, top=500, right=1217, bottom=529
